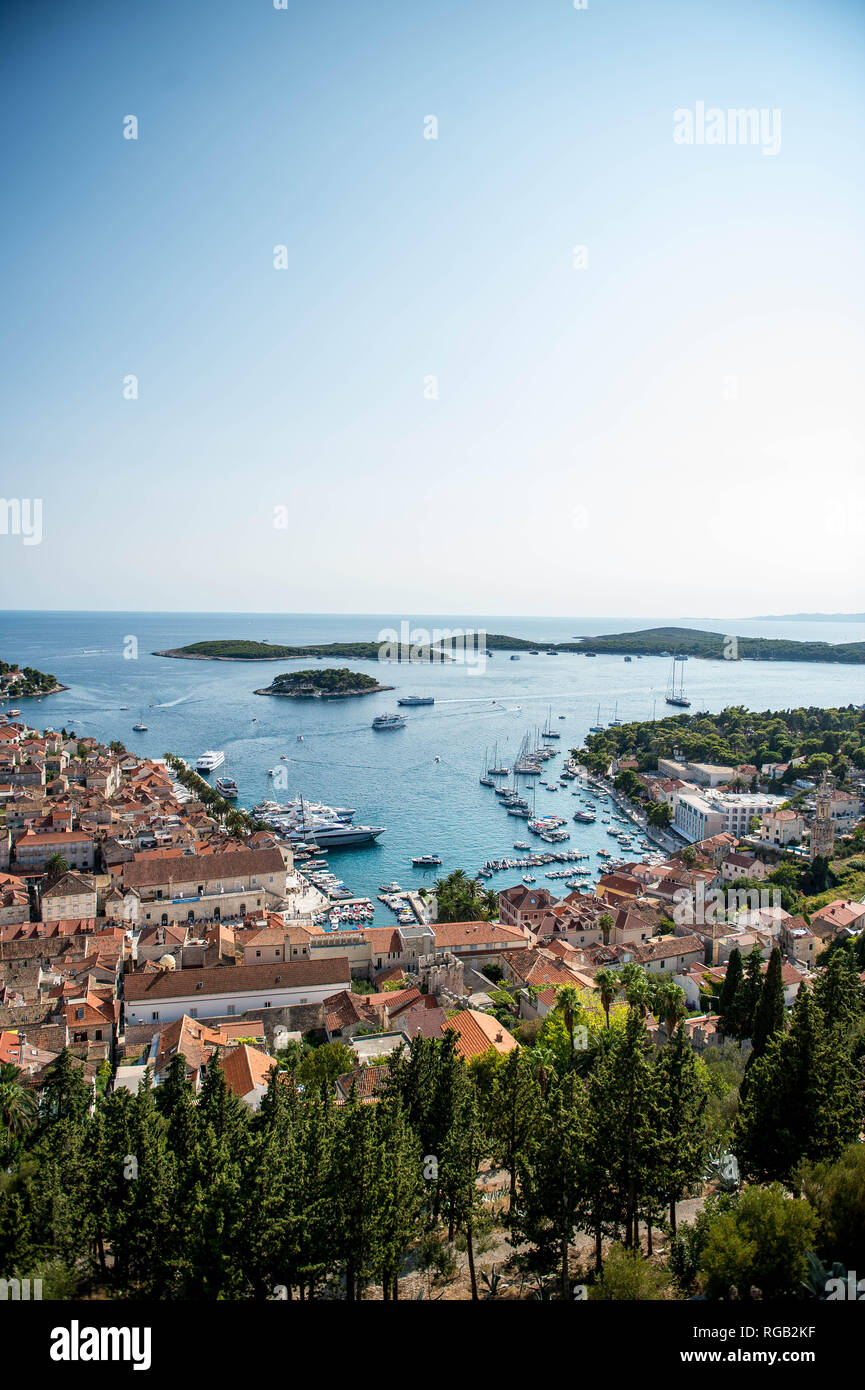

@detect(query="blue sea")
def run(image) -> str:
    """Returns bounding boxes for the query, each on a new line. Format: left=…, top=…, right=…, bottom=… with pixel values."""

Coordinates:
left=2, top=611, right=863, bottom=921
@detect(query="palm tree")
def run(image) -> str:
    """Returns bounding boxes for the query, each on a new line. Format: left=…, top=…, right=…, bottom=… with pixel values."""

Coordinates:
left=43, top=852, right=68, bottom=886
left=619, top=963, right=650, bottom=1017
left=0, top=1062, right=38, bottom=1154
left=651, top=979, right=686, bottom=1039
left=594, top=967, right=620, bottom=1027
left=555, top=984, right=584, bottom=1056
left=597, top=912, right=614, bottom=946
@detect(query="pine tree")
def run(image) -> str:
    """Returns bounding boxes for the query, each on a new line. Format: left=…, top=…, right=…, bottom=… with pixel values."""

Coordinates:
left=584, top=1008, right=664, bottom=1253
left=654, top=1024, right=708, bottom=1236
left=486, top=1048, right=540, bottom=1217
left=514, top=1071, right=585, bottom=1296
left=38, top=1047, right=93, bottom=1126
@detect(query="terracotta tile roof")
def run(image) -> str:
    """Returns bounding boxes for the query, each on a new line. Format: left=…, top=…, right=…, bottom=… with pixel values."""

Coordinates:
left=324, top=989, right=374, bottom=1032
left=122, top=845, right=285, bottom=889
left=432, top=920, right=526, bottom=949
left=219, top=1043, right=277, bottom=1099
left=443, top=1009, right=518, bottom=1060
left=123, top=955, right=351, bottom=1002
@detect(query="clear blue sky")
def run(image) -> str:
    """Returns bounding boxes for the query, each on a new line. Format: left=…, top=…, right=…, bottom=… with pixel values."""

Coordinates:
left=2, top=0, right=863, bottom=615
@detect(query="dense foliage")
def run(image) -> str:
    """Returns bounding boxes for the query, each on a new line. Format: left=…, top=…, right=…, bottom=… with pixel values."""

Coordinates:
left=264, top=668, right=385, bottom=696
left=580, top=703, right=865, bottom=780
left=0, top=660, right=63, bottom=696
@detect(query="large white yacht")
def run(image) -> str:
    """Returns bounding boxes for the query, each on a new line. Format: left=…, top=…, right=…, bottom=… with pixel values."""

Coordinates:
left=372, top=712, right=406, bottom=730
left=196, top=750, right=225, bottom=772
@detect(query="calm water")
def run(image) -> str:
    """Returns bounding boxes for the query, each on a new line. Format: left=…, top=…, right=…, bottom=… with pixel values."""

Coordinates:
left=2, top=611, right=864, bottom=920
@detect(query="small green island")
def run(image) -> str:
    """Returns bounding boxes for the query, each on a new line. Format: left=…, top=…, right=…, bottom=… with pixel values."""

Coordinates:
left=254, top=668, right=394, bottom=699
left=1, top=659, right=67, bottom=700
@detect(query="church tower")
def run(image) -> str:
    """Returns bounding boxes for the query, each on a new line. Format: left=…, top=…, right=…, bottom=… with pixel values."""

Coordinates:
left=810, top=773, right=835, bottom=861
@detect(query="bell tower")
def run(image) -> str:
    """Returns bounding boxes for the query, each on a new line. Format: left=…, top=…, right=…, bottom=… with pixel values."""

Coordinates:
left=810, top=773, right=835, bottom=861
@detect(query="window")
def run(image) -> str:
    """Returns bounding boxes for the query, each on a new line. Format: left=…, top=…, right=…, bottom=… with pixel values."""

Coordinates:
left=227, top=1005, right=236, bottom=1015
left=256, top=949, right=261, bottom=957
left=264, top=1001, right=271, bottom=1008
left=151, top=1011, right=159, bottom=1021
left=190, top=1008, right=197, bottom=1019
left=95, top=1029, right=102, bottom=1041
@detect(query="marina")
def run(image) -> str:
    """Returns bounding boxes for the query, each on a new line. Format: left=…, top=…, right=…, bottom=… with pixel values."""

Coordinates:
left=8, top=610, right=863, bottom=925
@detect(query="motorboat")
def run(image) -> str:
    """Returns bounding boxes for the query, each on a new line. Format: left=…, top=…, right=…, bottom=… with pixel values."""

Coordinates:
left=196, top=750, right=225, bottom=772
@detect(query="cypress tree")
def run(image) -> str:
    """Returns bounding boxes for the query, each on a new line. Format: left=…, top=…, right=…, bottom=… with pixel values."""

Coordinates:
left=734, top=946, right=764, bottom=1043
left=718, top=948, right=743, bottom=1039
left=750, top=946, right=785, bottom=1060
left=735, top=988, right=863, bottom=1182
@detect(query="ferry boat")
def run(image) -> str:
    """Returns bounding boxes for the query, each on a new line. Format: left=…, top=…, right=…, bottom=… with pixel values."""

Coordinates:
left=398, top=695, right=434, bottom=706
left=197, top=750, right=225, bottom=772
left=215, top=776, right=238, bottom=798
left=372, top=712, right=406, bottom=730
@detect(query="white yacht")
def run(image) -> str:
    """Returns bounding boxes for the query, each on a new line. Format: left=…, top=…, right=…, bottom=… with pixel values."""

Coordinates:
left=196, top=750, right=225, bottom=772
left=372, top=712, right=406, bottom=730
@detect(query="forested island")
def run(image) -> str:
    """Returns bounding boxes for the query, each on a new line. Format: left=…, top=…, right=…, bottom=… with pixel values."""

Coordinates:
left=155, top=627, right=865, bottom=665
left=0, top=658, right=67, bottom=699
left=573, top=626, right=865, bottom=662
left=155, top=639, right=449, bottom=661
left=254, top=668, right=393, bottom=698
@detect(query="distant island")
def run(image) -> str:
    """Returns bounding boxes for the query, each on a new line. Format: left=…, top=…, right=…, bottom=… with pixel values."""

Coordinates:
left=154, top=639, right=451, bottom=662
left=154, top=627, right=865, bottom=666
left=572, top=626, right=865, bottom=664
left=1, top=659, right=68, bottom=700
left=254, top=668, right=393, bottom=698
left=747, top=613, right=865, bottom=622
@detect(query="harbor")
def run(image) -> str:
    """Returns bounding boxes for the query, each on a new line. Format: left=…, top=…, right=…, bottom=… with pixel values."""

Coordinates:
left=12, top=610, right=864, bottom=925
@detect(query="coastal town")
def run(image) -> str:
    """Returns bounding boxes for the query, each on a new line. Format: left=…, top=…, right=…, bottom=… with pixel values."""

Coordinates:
left=1, top=692, right=863, bottom=1302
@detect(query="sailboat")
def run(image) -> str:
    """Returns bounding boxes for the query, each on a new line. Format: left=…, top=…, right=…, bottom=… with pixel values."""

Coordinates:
left=665, top=657, right=691, bottom=708
left=541, top=705, right=560, bottom=738
left=609, top=702, right=623, bottom=727
left=479, top=747, right=495, bottom=788
left=589, top=704, right=605, bottom=734
left=487, top=742, right=509, bottom=776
